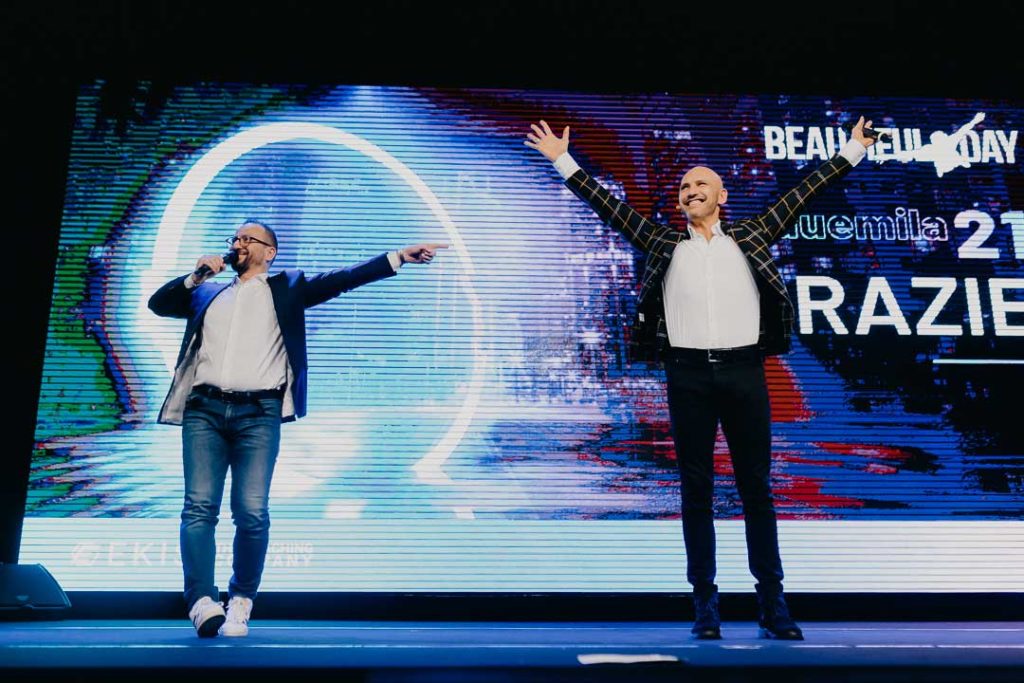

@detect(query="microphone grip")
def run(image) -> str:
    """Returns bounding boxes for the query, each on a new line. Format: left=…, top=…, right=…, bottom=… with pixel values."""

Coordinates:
left=192, top=250, right=239, bottom=280
left=862, top=125, right=890, bottom=142
left=842, top=119, right=891, bottom=142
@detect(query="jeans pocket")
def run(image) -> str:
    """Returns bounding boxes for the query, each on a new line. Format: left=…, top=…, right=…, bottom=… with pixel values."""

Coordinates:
left=257, top=398, right=282, bottom=418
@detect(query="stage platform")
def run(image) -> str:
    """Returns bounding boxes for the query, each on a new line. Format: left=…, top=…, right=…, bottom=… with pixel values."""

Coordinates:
left=1, top=620, right=1022, bottom=681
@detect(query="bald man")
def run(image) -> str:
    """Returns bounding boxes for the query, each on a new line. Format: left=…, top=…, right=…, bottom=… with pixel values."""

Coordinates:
left=527, top=118, right=877, bottom=640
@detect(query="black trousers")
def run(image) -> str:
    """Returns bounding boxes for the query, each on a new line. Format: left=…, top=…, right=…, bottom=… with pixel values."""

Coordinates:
left=663, top=347, right=785, bottom=597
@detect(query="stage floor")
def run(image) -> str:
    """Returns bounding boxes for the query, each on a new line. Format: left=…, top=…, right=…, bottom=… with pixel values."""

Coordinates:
left=2, top=620, right=1022, bottom=681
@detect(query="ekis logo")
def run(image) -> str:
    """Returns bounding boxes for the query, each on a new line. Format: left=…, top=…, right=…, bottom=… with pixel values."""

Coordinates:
left=763, top=113, right=1018, bottom=178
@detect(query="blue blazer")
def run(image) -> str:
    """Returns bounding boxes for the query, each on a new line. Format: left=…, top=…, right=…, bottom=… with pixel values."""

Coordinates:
left=148, top=253, right=396, bottom=425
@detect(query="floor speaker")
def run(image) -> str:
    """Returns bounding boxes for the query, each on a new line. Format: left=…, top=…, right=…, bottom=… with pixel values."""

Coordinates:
left=0, top=563, right=71, bottom=619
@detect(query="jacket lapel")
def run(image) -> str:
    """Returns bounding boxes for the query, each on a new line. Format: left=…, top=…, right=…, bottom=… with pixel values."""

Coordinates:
left=725, top=222, right=789, bottom=300
left=268, top=271, right=288, bottom=318
left=638, top=230, right=686, bottom=302
left=195, top=282, right=230, bottom=317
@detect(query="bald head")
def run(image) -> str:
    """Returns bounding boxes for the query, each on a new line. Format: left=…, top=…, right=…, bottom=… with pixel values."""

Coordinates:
left=678, top=165, right=727, bottom=225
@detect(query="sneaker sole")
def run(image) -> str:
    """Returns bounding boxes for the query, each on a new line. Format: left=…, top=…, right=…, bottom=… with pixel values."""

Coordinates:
left=196, top=613, right=226, bottom=638
left=219, top=625, right=249, bottom=637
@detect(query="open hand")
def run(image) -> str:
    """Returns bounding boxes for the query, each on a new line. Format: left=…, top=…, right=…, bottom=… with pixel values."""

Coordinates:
left=525, top=120, right=570, bottom=162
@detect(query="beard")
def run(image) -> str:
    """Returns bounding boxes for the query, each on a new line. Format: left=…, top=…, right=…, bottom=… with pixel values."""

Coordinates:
left=231, top=253, right=252, bottom=274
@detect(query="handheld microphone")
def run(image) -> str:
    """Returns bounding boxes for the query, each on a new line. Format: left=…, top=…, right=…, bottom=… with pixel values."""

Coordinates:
left=841, top=120, right=892, bottom=142
left=193, top=250, right=239, bottom=280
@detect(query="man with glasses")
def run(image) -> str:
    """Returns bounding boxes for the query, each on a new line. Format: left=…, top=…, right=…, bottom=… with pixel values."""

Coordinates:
left=149, top=219, right=446, bottom=637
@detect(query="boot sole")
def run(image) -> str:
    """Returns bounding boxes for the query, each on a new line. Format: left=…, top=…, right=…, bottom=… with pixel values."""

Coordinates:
left=691, top=630, right=723, bottom=640
left=759, top=627, right=804, bottom=640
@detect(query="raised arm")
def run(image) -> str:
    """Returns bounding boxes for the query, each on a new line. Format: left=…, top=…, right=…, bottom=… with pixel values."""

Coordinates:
left=525, top=120, right=674, bottom=254
left=751, top=116, right=876, bottom=244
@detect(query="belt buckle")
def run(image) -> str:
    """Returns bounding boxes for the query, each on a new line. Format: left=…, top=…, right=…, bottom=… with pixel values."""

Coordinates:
left=707, top=349, right=721, bottom=363
left=222, top=389, right=249, bottom=403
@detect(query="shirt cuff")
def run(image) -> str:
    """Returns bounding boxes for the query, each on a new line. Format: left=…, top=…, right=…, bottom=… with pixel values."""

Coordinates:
left=553, top=152, right=582, bottom=179
left=184, top=274, right=198, bottom=289
left=838, top=139, right=867, bottom=167
left=388, top=250, right=403, bottom=272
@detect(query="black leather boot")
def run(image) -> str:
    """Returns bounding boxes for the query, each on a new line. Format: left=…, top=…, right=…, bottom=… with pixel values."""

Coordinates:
left=757, top=588, right=803, bottom=640
left=691, top=589, right=722, bottom=640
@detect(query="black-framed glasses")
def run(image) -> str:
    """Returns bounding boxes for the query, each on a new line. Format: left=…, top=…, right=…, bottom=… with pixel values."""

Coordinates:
left=226, top=235, right=274, bottom=248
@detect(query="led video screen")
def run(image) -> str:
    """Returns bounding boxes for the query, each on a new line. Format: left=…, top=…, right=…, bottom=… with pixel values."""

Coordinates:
left=22, top=82, right=1023, bottom=592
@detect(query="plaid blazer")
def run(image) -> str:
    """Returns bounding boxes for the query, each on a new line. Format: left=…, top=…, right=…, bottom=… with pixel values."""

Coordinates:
left=564, top=155, right=853, bottom=359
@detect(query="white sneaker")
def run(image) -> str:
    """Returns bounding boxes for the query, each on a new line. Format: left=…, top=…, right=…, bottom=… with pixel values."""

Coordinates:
left=188, top=596, right=225, bottom=638
left=219, top=596, right=253, bottom=637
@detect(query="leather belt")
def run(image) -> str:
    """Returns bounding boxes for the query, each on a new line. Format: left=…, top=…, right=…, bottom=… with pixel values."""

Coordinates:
left=192, top=384, right=285, bottom=403
left=665, top=345, right=762, bottom=364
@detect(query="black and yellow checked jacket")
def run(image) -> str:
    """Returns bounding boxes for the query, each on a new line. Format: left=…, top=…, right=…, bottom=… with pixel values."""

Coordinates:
left=564, top=155, right=854, bottom=359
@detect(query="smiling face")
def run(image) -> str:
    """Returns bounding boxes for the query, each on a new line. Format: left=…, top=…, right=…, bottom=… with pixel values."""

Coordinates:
left=677, top=166, right=728, bottom=224
left=230, top=222, right=277, bottom=275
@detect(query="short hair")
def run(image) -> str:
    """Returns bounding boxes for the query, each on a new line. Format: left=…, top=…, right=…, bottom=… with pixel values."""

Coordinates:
left=240, top=219, right=278, bottom=250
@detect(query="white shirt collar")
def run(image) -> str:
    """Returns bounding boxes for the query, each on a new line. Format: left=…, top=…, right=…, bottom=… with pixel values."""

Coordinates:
left=231, top=271, right=271, bottom=287
left=686, top=220, right=725, bottom=239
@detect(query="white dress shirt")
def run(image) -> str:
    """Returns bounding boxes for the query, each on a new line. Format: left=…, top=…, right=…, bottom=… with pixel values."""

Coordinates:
left=185, top=252, right=404, bottom=391
left=553, top=141, right=866, bottom=349
left=662, top=220, right=761, bottom=349
left=190, top=272, right=287, bottom=391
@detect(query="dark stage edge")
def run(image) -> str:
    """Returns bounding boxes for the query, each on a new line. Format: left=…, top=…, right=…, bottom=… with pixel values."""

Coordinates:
left=1, top=621, right=1023, bottom=682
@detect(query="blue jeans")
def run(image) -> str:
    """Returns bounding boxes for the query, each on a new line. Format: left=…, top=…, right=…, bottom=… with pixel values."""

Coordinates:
left=180, top=391, right=281, bottom=609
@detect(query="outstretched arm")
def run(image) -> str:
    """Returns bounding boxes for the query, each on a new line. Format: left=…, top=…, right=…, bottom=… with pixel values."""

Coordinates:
left=303, top=244, right=448, bottom=309
left=525, top=120, right=674, bottom=254
left=752, top=116, right=877, bottom=244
